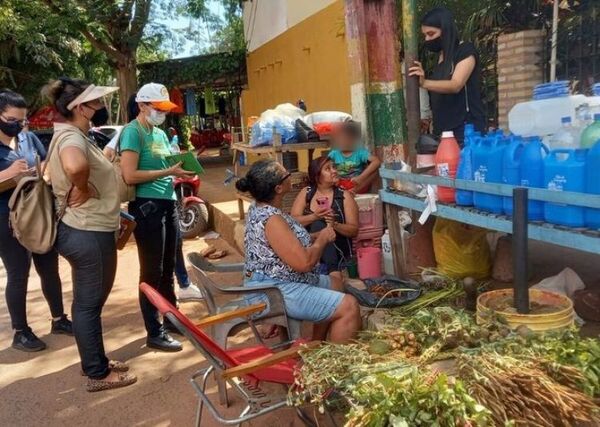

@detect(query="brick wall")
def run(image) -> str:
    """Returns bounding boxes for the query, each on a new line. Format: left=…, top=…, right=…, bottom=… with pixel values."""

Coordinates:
left=497, top=29, right=545, bottom=130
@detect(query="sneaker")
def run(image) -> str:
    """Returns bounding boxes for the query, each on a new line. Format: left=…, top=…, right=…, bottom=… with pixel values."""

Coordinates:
left=177, top=284, right=204, bottom=302
left=146, top=332, right=182, bottom=352
left=12, top=327, right=47, bottom=352
left=51, top=314, right=74, bottom=336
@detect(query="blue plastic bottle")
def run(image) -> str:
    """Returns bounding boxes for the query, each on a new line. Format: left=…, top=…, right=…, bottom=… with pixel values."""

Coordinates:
left=502, top=136, right=525, bottom=216
left=585, top=142, right=600, bottom=228
left=473, top=133, right=507, bottom=213
left=519, top=137, right=548, bottom=221
left=544, top=149, right=587, bottom=227
left=455, top=125, right=476, bottom=206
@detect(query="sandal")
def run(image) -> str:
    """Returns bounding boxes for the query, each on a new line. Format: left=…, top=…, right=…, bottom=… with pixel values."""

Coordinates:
left=86, top=371, right=137, bottom=393
left=207, top=249, right=227, bottom=260
left=80, top=360, right=129, bottom=376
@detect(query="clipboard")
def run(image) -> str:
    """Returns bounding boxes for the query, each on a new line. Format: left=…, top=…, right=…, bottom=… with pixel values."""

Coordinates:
left=165, top=152, right=204, bottom=175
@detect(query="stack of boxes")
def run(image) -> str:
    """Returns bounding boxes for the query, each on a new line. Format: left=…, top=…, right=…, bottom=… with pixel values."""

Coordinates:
left=353, top=194, right=384, bottom=252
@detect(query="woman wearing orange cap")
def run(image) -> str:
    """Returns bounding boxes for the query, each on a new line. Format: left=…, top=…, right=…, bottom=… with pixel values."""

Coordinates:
left=120, top=83, right=194, bottom=352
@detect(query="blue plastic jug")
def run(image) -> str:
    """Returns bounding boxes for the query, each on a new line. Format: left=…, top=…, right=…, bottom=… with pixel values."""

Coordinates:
left=473, top=134, right=506, bottom=214
left=455, top=132, right=477, bottom=206
left=502, top=136, right=525, bottom=216
left=585, top=143, right=600, bottom=228
left=544, top=149, right=587, bottom=227
left=519, top=137, right=548, bottom=221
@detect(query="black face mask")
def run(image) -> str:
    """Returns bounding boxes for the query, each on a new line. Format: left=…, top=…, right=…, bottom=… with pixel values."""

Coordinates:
left=88, top=106, right=109, bottom=127
left=424, top=36, right=443, bottom=53
left=0, top=118, right=23, bottom=138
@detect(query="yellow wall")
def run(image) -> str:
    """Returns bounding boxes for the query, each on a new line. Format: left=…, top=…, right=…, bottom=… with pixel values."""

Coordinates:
left=242, top=0, right=350, bottom=122
left=241, top=0, right=350, bottom=170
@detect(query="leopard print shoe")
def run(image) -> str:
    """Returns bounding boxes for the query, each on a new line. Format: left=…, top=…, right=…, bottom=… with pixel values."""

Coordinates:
left=86, top=372, right=137, bottom=393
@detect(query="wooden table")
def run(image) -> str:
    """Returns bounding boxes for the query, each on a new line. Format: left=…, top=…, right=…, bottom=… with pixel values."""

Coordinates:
left=232, top=136, right=329, bottom=219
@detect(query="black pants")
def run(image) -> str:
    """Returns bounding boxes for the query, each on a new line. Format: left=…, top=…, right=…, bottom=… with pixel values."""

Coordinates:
left=308, top=219, right=351, bottom=273
left=129, top=198, right=177, bottom=338
left=55, top=222, right=116, bottom=379
left=0, top=213, right=64, bottom=331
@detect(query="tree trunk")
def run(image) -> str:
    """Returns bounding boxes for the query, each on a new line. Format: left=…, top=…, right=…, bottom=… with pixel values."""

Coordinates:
left=115, top=55, right=138, bottom=124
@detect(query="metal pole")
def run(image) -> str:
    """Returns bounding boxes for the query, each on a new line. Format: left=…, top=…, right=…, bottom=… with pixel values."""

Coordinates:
left=402, top=0, right=420, bottom=168
left=550, top=0, right=559, bottom=82
left=513, top=188, right=529, bottom=314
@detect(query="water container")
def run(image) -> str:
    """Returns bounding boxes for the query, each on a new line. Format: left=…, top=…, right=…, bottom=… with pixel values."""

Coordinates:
left=381, top=230, right=394, bottom=275
left=455, top=135, right=477, bottom=206
left=544, top=149, right=587, bottom=227
left=580, top=113, right=600, bottom=149
left=473, top=135, right=506, bottom=213
left=520, top=137, right=549, bottom=221
left=435, top=131, right=461, bottom=203
left=585, top=142, right=600, bottom=229
left=502, top=136, right=525, bottom=216
left=508, top=95, right=587, bottom=137
left=357, top=247, right=382, bottom=279
left=548, top=116, right=578, bottom=149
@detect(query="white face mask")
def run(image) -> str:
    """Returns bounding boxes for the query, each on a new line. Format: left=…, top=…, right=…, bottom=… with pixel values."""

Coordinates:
left=147, top=108, right=166, bottom=126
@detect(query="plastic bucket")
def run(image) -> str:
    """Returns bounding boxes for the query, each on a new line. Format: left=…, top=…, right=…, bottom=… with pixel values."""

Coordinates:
left=357, top=247, right=382, bottom=280
left=476, top=289, right=574, bottom=332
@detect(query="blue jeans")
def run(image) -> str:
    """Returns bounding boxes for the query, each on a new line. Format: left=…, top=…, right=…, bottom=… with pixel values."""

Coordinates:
left=175, top=227, right=189, bottom=288
left=55, top=222, right=116, bottom=380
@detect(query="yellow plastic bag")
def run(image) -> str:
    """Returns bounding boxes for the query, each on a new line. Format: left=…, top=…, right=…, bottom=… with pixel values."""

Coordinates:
left=432, top=218, right=491, bottom=279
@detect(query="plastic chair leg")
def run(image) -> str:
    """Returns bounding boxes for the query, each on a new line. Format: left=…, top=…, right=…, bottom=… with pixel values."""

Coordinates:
left=215, top=323, right=233, bottom=407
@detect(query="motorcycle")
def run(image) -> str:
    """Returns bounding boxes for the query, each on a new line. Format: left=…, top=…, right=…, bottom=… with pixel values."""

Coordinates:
left=174, top=175, right=209, bottom=238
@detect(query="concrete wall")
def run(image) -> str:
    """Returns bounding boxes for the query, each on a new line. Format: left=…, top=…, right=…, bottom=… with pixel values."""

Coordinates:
left=243, top=0, right=337, bottom=53
left=241, top=0, right=351, bottom=120
left=497, top=30, right=545, bottom=129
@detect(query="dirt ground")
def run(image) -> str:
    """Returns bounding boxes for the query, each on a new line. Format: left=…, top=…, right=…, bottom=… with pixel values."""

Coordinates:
left=0, top=236, right=312, bottom=427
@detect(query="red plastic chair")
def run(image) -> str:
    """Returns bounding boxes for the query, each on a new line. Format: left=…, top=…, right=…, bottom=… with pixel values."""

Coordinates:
left=139, top=283, right=320, bottom=427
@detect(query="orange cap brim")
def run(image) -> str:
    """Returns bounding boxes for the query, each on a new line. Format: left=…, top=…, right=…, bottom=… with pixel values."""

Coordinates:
left=151, top=100, right=178, bottom=112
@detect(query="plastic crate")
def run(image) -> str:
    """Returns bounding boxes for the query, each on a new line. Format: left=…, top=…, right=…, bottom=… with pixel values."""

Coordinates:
left=355, top=194, right=383, bottom=229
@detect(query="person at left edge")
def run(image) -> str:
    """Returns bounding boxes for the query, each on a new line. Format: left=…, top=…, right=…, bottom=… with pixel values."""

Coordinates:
left=120, top=83, right=195, bottom=352
left=0, top=89, right=71, bottom=353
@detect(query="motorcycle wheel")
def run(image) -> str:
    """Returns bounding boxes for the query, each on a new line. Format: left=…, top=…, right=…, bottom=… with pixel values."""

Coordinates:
left=179, top=202, right=209, bottom=239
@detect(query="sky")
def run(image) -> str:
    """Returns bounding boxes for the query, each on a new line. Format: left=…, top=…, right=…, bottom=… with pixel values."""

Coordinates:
left=161, top=0, right=226, bottom=58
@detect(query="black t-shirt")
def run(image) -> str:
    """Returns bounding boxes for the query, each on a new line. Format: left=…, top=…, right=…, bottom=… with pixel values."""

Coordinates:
left=429, top=42, right=486, bottom=137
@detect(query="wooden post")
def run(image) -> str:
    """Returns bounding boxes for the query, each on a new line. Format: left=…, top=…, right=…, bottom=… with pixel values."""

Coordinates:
left=402, top=0, right=420, bottom=168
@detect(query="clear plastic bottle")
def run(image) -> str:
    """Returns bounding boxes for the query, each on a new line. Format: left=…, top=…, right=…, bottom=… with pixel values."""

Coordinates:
left=549, top=116, right=578, bottom=149
left=581, top=113, right=600, bottom=149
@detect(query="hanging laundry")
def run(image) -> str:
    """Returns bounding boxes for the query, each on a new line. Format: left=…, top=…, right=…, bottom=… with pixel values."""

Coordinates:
left=185, top=88, right=197, bottom=116
left=169, top=88, right=185, bottom=114
left=204, top=88, right=217, bottom=115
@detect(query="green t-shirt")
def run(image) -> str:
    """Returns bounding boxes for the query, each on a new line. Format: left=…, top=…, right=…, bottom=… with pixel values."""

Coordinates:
left=120, top=120, right=175, bottom=200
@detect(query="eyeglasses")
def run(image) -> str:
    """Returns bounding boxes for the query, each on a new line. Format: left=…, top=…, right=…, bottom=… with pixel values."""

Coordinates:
left=278, top=172, right=292, bottom=184
left=0, top=116, right=28, bottom=127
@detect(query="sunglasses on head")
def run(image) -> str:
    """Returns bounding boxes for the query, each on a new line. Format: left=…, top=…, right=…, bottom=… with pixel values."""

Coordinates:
left=278, top=172, right=292, bottom=184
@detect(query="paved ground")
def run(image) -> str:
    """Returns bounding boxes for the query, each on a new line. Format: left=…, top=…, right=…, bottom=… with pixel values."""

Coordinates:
left=0, top=236, right=312, bottom=427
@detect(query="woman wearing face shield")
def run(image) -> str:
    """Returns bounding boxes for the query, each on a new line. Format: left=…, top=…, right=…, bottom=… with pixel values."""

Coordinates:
left=119, top=83, right=193, bottom=353
left=44, top=77, right=137, bottom=391
left=408, top=7, right=486, bottom=143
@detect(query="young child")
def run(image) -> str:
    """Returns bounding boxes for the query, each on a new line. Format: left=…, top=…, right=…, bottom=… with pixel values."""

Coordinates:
left=328, top=120, right=381, bottom=194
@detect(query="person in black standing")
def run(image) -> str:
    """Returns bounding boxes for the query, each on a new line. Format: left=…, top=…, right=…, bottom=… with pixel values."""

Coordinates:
left=409, top=6, right=486, bottom=144
left=0, top=89, right=72, bottom=352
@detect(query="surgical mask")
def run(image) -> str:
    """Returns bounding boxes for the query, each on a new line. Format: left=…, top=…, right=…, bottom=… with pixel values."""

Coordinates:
left=0, top=118, right=23, bottom=138
left=424, top=36, right=443, bottom=53
left=89, top=106, right=109, bottom=127
left=147, top=108, right=167, bottom=126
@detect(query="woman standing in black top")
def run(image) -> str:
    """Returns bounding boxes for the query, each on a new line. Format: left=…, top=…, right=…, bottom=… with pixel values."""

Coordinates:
left=409, top=7, right=486, bottom=143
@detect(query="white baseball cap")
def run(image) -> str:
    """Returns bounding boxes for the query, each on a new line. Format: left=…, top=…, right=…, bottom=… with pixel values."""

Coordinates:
left=136, top=83, right=177, bottom=111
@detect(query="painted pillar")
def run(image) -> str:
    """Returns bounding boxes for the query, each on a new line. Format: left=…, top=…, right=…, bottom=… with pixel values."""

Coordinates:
left=402, top=0, right=420, bottom=167
left=345, top=0, right=407, bottom=162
